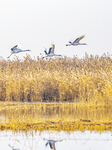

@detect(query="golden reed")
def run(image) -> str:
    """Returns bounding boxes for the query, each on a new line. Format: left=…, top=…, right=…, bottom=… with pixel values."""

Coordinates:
left=0, top=53, right=112, bottom=104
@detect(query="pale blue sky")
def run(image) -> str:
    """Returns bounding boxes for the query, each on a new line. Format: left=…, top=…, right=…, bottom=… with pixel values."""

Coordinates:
left=0, top=0, right=112, bottom=59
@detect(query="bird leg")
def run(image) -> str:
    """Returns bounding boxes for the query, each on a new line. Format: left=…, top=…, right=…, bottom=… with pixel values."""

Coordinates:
left=7, top=53, right=13, bottom=58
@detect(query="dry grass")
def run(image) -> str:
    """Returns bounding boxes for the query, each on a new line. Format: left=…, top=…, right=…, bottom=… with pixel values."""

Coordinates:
left=0, top=54, right=112, bottom=132
left=0, top=53, right=112, bottom=104
left=0, top=102, right=112, bottom=132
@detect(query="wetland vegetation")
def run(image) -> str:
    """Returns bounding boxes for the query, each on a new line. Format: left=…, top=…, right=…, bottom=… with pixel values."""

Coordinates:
left=0, top=53, right=112, bottom=103
left=0, top=53, right=112, bottom=132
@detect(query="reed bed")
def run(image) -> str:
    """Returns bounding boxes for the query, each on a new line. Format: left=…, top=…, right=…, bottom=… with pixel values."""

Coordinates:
left=0, top=102, right=112, bottom=132
left=0, top=53, right=112, bottom=104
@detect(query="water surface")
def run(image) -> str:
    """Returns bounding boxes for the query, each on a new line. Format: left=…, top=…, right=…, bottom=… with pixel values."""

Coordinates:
left=0, top=130, right=112, bottom=150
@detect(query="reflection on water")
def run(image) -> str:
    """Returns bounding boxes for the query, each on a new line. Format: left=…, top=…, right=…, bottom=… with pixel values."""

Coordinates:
left=0, top=130, right=112, bottom=150
left=44, top=139, right=63, bottom=150
left=0, top=103, right=112, bottom=131
left=0, top=103, right=112, bottom=149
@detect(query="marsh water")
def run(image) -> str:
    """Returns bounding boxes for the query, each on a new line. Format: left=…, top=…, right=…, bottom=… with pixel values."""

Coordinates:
left=0, top=130, right=112, bottom=150
left=0, top=102, right=112, bottom=149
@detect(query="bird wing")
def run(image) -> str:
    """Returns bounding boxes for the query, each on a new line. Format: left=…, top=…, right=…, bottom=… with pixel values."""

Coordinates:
left=45, top=142, right=49, bottom=147
left=49, top=142, right=56, bottom=150
left=50, top=47, right=54, bottom=53
left=17, top=43, right=22, bottom=49
left=50, top=44, right=55, bottom=53
left=73, top=35, right=85, bottom=43
left=11, top=45, right=18, bottom=51
left=48, top=47, right=52, bottom=54
left=49, top=142, right=53, bottom=149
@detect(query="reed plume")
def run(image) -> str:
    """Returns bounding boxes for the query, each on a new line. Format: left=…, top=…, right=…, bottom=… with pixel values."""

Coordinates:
left=0, top=53, right=112, bottom=104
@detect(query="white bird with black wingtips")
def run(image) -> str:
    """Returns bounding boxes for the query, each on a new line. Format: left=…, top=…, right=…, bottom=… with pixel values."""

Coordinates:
left=66, top=35, right=87, bottom=46
left=43, top=43, right=62, bottom=58
left=7, top=43, right=31, bottom=58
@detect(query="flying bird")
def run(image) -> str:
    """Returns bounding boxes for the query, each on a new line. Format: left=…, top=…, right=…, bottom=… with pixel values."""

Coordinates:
left=43, top=43, right=62, bottom=58
left=66, top=35, right=87, bottom=46
left=7, top=43, right=31, bottom=58
left=44, top=139, right=63, bottom=150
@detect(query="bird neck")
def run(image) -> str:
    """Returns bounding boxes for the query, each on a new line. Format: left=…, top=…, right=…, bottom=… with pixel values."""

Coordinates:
left=80, top=43, right=87, bottom=45
left=56, top=54, right=61, bottom=56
